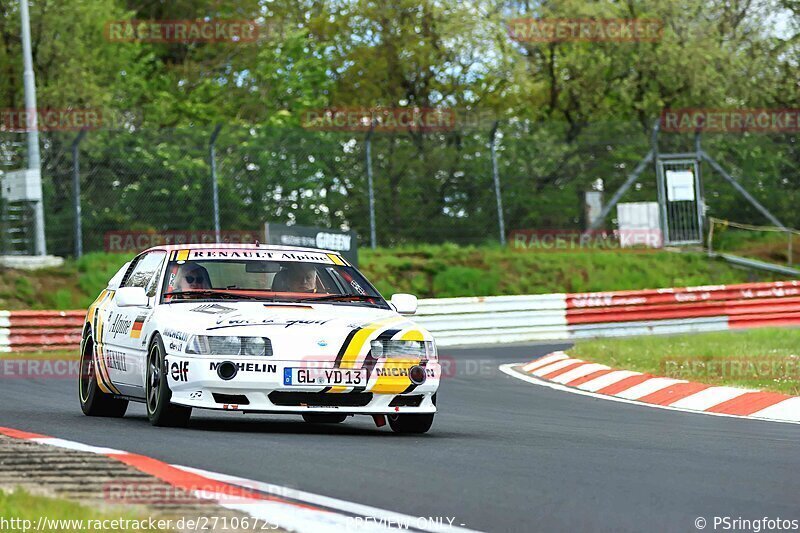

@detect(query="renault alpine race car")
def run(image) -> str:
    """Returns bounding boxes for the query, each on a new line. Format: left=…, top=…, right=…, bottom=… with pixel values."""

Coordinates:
left=78, top=244, right=439, bottom=433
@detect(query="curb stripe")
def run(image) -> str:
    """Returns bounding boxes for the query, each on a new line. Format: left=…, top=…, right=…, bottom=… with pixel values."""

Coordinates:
left=565, top=368, right=614, bottom=387
left=638, top=382, right=711, bottom=405
left=540, top=361, right=587, bottom=380
left=595, top=374, right=654, bottom=395
left=516, top=352, right=800, bottom=424
left=706, top=391, right=793, bottom=416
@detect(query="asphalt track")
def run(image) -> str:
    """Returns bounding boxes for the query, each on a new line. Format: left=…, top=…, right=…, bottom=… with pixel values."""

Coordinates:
left=2, top=343, right=799, bottom=532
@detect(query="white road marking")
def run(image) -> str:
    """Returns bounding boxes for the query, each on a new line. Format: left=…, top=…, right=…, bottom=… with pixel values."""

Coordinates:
left=176, top=465, right=481, bottom=533
left=30, top=438, right=127, bottom=455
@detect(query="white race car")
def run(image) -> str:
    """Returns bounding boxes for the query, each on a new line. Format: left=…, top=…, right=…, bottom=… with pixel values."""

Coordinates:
left=79, top=244, right=439, bottom=433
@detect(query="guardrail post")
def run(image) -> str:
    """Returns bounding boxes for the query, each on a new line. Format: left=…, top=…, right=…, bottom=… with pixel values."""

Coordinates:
left=365, top=121, right=377, bottom=249
left=71, top=130, right=87, bottom=258
left=209, top=125, right=223, bottom=244
left=489, top=121, right=506, bottom=246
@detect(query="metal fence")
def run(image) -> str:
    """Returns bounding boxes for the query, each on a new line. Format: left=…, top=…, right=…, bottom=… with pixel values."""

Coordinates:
left=0, top=120, right=797, bottom=257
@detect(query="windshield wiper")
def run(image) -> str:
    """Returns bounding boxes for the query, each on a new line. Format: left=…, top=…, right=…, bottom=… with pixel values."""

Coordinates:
left=298, top=294, right=380, bottom=303
left=166, top=290, right=269, bottom=301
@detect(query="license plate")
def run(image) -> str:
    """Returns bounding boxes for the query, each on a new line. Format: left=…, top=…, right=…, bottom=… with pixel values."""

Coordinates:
left=284, top=367, right=367, bottom=387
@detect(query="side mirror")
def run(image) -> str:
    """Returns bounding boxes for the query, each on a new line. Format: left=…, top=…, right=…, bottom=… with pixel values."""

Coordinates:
left=116, top=286, right=148, bottom=307
left=390, top=293, right=418, bottom=315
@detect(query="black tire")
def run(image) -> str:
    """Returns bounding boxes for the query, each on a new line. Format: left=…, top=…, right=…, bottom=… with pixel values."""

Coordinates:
left=302, top=413, right=348, bottom=424
left=146, top=334, right=192, bottom=428
left=387, top=413, right=434, bottom=434
left=78, top=333, right=128, bottom=417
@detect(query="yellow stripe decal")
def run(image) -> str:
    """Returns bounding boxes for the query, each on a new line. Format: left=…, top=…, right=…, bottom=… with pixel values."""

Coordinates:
left=176, top=249, right=190, bottom=262
left=328, top=316, right=407, bottom=393
left=370, top=358, right=421, bottom=394
left=95, top=291, right=121, bottom=395
left=400, top=329, right=425, bottom=341
left=327, top=254, right=345, bottom=266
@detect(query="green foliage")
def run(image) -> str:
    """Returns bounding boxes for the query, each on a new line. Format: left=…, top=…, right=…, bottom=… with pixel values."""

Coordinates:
left=0, top=0, right=797, bottom=256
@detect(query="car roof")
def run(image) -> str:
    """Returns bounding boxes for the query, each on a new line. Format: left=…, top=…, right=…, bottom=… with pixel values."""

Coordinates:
left=142, top=243, right=340, bottom=255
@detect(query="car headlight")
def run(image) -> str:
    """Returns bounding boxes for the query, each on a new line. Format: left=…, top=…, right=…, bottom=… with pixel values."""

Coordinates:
left=185, top=335, right=273, bottom=356
left=370, top=340, right=435, bottom=359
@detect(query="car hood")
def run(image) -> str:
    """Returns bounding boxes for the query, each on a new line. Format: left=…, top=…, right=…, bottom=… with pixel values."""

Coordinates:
left=155, top=301, right=428, bottom=359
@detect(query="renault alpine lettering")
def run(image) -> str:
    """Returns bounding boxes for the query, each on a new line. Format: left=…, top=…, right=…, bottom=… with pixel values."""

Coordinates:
left=79, top=244, right=439, bottom=433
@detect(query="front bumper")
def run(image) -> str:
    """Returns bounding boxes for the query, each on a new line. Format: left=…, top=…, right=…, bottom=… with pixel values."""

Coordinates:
left=164, top=355, right=440, bottom=415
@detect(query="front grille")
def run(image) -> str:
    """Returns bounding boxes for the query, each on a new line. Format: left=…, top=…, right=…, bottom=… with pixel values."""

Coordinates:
left=212, top=393, right=250, bottom=405
left=268, top=392, right=373, bottom=407
left=389, top=395, right=424, bottom=407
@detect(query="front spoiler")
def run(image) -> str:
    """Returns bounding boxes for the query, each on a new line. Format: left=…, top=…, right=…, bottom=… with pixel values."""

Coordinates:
left=164, top=355, right=440, bottom=414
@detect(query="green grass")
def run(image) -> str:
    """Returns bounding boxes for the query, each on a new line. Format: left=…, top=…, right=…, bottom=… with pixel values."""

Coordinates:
left=0, top=244, right=788, bottom=310
left=0, top=488, right=170, bottom=532
left=569, top=328, right=800, bottom=395
left=712, top=226, right=798, bottom=265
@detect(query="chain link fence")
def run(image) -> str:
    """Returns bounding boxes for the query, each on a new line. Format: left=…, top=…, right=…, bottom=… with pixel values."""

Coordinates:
left=0, top=119, right=797, bottom=257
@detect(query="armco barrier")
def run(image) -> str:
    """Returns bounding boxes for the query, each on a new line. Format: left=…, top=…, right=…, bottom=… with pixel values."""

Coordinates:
left=416, top=280, right=800, bottom=346
left=0, top=310, right=84, bottom=352
left=5, top=280, right=800, bottom=351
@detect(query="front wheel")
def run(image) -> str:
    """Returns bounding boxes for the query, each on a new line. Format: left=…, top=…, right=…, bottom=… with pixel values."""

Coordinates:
left=146, top=334, right=192, bottom=427
left=302, top=413, right=348, bottom=424
left=78, top=334, right=128, bottom=417
left=387, top=413, right=434, bottom=434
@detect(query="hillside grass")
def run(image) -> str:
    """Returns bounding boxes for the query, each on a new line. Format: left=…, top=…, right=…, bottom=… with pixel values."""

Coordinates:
left=569, top=328, right=800, bottom=395
left=0, top=244, right=787, bottom=310
left=360, top=244, right=780, bottom=298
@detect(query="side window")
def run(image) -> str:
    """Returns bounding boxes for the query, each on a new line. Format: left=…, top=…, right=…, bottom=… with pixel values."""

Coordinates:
left=122, top=252, right=166, bottom=294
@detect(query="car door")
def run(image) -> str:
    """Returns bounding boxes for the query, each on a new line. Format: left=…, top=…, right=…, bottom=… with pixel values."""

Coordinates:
left=102, top=251, right=166, bottom=392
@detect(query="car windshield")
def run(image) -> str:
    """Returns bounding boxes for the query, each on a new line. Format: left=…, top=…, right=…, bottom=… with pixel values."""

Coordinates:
left=160, top=249, right=387, bottom=308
